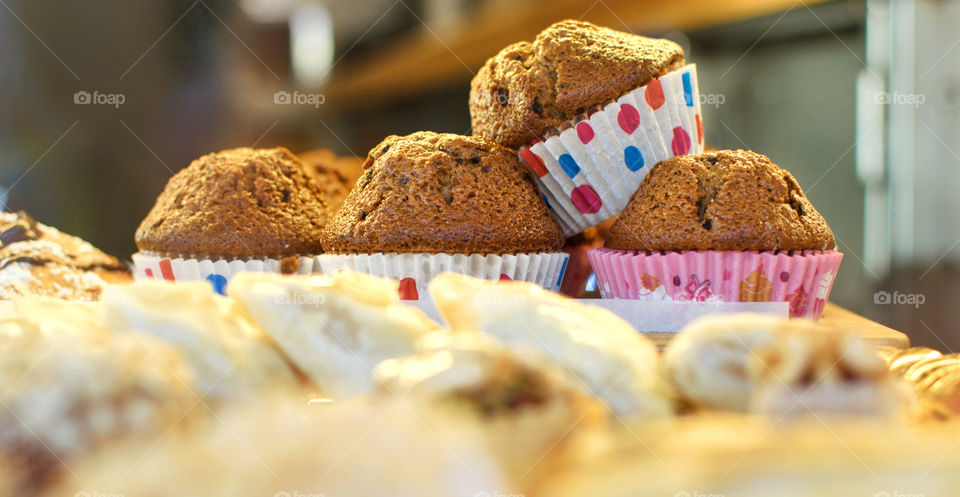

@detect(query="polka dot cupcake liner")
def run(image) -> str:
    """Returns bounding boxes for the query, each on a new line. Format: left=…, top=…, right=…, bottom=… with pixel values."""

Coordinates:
left=315, top=252, right=569, bottom=301
left=519, top=64, right=704, bottom=237
left=131, top=252, right=316, bottom=295
left=587, top=248, right=843, bottom=319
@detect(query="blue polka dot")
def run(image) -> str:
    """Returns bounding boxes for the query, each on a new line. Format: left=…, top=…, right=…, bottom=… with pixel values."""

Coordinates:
left=682, top=72, right=694, bottom=107
left=558, top=154, right=580, bottom=178
left=206, top=274, right=228, bottom=295
left=624, top=146, right=644, bottom=171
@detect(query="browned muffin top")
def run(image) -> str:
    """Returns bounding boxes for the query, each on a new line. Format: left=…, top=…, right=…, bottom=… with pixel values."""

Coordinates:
left=470, top=19, right=685, bottom=149
left=604, top=150, right=835, bottom=252
left=136, top=147, right=329, bottom=258
left=321, top=132, right=564, bottom=254
left=298, top=148, right=364, bottom=212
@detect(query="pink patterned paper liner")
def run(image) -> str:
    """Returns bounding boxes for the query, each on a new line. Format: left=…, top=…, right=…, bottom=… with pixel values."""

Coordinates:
left=587, top=248, right=843, bottom=319
left=131, top=252, right=316, bottom=295
left=519, top=64, right=704, bottom=237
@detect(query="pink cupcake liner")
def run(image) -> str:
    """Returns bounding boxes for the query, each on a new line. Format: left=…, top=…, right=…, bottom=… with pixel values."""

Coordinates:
left=518, top=64, right=704, bottom=237
left=587, top=248, right=843, bottom=319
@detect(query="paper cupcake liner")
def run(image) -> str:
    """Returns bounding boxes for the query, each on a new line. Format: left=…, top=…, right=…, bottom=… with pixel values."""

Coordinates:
left=315, top=252, right=569, bottom=300
left=519, top=64, right=704, bottom=236
left=131, top=252, right=316, bottom=295
left=587, top=248, right=843, bottom=319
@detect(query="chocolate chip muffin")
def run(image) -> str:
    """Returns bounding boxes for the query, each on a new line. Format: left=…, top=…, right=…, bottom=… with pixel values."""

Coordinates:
left=0, top=211, right=131, bottom=300
left=605, top=150, right=835, bottom=252
left=298, top=148, right=363, bottom=212
left=136, top=147, right=330, bottom=258
left=321, top=132, right=564, bottom=254
left=470, top=19, right=685, bottom=149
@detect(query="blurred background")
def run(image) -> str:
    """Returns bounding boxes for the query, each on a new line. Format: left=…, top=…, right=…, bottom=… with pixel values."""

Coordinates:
left=0, top=0, right=955, bottom=348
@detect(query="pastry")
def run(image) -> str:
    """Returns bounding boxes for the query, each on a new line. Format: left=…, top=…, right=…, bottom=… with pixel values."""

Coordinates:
left=0, top=211, right=130, bottom=301
left=103, top=280, right=302, bottom=400
left=428, top=272, right=672, bottom=417
left=227, top=270, right=439, bottom=398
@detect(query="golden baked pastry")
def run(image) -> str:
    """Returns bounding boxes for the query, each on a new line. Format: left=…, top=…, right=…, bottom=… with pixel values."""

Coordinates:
left=0, top=297, right=195, bottom=495
left=428, top=272, right=671, bottom=417
left=227, top=270, right=440, bottom=398
left=103, top=280, right=301, bottom=399
left=0, top=211, right=130, bottom=301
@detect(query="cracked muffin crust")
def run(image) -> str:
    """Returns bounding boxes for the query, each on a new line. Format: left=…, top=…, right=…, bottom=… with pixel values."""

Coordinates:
left=604, top=150, right=835, bottom=252
left=320, top=132, right=564, bottom=254
left=136, top=147, right=330, bottom=258
left=470, top=19, right=685, bottom=149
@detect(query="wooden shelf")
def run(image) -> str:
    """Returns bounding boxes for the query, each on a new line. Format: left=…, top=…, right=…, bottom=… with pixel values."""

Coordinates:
left=322, top=0, right=830, bottom=109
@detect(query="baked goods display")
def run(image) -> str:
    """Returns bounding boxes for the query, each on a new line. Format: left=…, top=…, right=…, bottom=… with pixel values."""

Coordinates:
left=0, top=211, right=131, bottom=300
left=317, top=131, right=569, bottom=298
left=132, top=147, right=330, bottom=289
left=589, top=150, right=843, bottom=318
left=1, top=16, right=946, bottom=497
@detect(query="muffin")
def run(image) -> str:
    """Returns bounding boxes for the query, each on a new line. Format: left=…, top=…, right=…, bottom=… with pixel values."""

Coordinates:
left=298, top=148, right=364, bottom=211
left=588, top=150, right=843, bottom=318
left=133, top=147, right=329, bottom=293
left=318, top=131, right=568, bottom=299
left=0, top=210, right=131, bottom=300
left=470, top=20, right=704, bottom=236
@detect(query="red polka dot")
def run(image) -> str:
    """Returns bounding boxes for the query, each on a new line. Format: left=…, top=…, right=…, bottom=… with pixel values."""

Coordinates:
left=576, top=122, right=595, bottom=144
left=499, top=274, right=513, bottom=281
left=519, top=148, right=548, bottom=177
left=695, top=114, right=703, bottom=145
left=144, top=268, right=155, bottom=279
left=398, top=277, right=419, bottom=300
left=159, top=259, right=175, bottom=281
left=671, top=127, right=691, bottom=156
left=617, top=104, right=640, bottom=134
left=722, top=269, right=731, bottom=281
left=645, top=79, right=665, bottom=110
left=570, top=185, right=602, bottom=214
